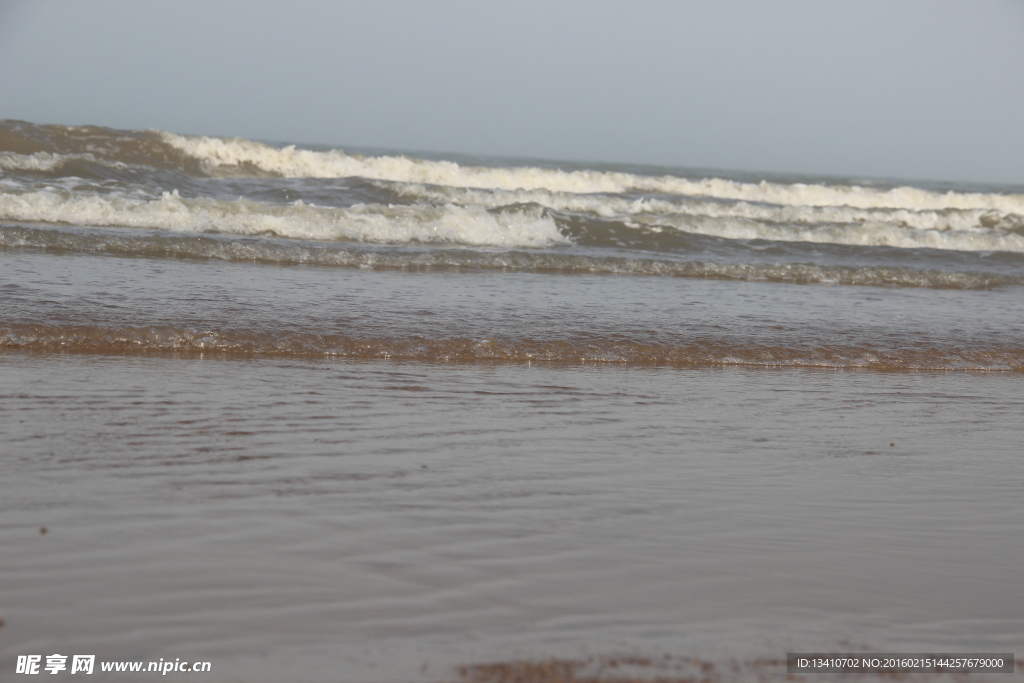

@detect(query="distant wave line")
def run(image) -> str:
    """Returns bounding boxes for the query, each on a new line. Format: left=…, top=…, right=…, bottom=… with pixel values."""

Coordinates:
left=3, top=121, right=1023, bottom=213
left=158, top=131, right=1024, bottom=213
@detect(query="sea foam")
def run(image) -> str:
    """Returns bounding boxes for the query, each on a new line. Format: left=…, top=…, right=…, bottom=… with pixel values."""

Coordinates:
left=0, top=189, right=565, bottom=248
left=160, top=132, right=1024, bottom=213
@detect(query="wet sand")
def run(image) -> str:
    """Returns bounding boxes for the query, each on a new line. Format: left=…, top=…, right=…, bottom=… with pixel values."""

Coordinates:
left=2, top=352, right=1022, bottom=682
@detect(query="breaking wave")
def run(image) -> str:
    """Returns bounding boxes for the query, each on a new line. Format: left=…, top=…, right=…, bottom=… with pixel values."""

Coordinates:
left=157, top=131, right=1024, bottom=213
left=0, top=189, right=563, bottom=247
left=3, top=185, right=1024, bottom=253
left=5, top=120, right=1024, bottom=261
left=389, top=183, right=1024, bottom=234
left=4, top=121, right=1023, bottom=214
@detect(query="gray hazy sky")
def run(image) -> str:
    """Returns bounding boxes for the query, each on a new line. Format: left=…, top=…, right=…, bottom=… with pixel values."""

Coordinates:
left=1, top=0, right=1023, bottom=183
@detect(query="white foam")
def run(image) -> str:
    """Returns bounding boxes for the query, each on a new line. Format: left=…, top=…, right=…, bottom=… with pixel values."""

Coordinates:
left=633, top=213, right=1024, bottom=253
left=0, top=189, right=565, bottom=248
left=388, top=184, right=1023, bottom=234
left=160, top=131, right=1024, bottom=213
left=4, top=184, right=1024, bottom=253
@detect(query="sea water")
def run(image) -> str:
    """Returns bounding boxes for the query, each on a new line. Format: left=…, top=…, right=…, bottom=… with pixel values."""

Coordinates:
left=1, top=121, right=1023, bottom=682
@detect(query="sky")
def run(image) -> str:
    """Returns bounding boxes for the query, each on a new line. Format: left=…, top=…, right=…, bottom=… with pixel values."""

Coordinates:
left=1, top=0, right=1023, bottom=184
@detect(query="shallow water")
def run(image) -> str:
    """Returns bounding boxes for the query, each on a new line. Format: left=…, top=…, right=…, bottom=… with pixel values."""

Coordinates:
left=2, top=353, right=1023, bottom=681
left=4, top=249, right=1024, bottom=370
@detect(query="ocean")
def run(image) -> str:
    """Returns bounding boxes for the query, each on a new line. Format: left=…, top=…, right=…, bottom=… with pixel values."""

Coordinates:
left=1, top=120, right=1022, bottom=682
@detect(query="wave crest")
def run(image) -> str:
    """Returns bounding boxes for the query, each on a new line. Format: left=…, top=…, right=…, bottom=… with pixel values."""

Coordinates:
left=159, top=131, right=1024, bottom=213
left=0, top=190, right=564, bottom=247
